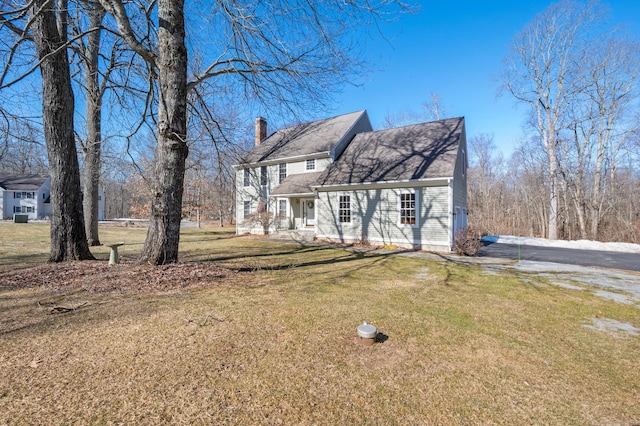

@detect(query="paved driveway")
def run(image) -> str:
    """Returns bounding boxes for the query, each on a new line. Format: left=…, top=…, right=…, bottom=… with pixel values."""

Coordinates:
left=480, top=242, right=640, bottom=272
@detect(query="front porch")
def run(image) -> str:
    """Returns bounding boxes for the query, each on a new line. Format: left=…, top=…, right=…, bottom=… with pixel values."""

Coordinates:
left=272, top=196, right=316, bottom=232
left=269, top=172, right=321, bottom=236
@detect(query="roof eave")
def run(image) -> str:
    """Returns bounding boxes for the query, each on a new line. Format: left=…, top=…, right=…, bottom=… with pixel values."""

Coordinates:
left=233, top=151, right=331, bottom=169
left=268, top=192, right=315, bottom=197
left=313, top=176, right=453, bottom=191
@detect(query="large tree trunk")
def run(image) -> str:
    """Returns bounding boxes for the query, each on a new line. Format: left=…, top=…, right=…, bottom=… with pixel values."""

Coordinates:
left=82, top=4, right=106, bottom=247
left=138, top=0, right=188, bottom=265
left=31, top=0, right=94, bottom=262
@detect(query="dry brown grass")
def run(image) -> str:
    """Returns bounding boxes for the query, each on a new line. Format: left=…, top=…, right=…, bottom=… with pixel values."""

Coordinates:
left=0, top=222, right=639, bottom=425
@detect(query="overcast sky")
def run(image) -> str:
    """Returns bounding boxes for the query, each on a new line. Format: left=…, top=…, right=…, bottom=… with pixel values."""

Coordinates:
left=332, top=0, right=640, bottom=156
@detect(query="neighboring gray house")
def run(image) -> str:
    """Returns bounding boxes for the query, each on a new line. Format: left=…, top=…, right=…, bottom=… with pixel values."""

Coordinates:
left=0, top=173, right=105, bottom=221
left=0, top=174, right=51, bottom=220
left=235, top=111, right=468, bottom=252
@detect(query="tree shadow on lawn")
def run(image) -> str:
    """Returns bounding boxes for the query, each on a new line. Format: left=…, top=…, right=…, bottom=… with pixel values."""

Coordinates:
left=203, top=243, right=392, bottom=273
left=0, top=243, right=390, bottom=338
left=178, top=234, right=239, bottom=244
left=0, top=287, right=170, bottom=339
left=202, top=244, right=332, bottom=264
left=230, top=251, right=389, bottom=273
left=0, top=252, right=50, bottom=271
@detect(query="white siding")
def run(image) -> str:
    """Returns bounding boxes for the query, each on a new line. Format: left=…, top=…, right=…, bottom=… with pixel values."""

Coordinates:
left=3, top=190, right=41, bottom=220
left=236, top=155, right=333, bottom=234
left=287, top=157, right=331, bottom=175
left=235, top=165, right=278, bottom=234
left=37, top=179, right=51, bottom=219
left=316, top=185, right=450, bottom=250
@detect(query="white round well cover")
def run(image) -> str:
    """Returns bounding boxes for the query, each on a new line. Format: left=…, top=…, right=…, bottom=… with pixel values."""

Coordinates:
left=357, top=321, right=377, bottom=339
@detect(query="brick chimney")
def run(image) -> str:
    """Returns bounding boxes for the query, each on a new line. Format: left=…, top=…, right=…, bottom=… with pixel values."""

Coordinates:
left=255, top=116, right=267, bottom=146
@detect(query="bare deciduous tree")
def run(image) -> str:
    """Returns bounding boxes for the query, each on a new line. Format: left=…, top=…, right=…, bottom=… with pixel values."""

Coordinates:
left=383, top=92, right=448, bottom=128
left=501, top=0, right=640, bottom=241
left=501, top=0, right=604, bottom=239
left=72, top=1, right=108, bottom=246
left=0, top=114, right=48, bottom=174
left=98, top=0, right=412, bottom=264
left=29, top=0, right=94, bottom=261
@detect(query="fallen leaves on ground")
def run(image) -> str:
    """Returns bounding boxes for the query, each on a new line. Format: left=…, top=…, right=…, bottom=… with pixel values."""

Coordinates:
left=0, top=260, right=240, bottom=294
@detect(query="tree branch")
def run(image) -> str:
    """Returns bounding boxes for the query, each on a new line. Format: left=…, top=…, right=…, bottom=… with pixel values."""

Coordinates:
left=98, top=0, right=157, bottom=71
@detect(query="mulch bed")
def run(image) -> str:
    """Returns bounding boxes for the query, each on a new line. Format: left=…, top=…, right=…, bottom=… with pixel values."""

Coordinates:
left=0, top=261, right=240, bottom=294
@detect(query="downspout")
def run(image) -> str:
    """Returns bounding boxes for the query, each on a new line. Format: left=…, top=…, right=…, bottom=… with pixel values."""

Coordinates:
left=448, top=178, right=454, bottom=252
left=313, top=189, right=317, bottom=230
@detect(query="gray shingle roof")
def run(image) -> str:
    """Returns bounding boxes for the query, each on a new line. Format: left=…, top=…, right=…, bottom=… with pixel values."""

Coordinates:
left=241, top=110, right=367, bottom=164
left=0, top=174, right=48, bottom=190
left=270, top=172, right=324, bottom=196
left=317, top=117, right=464, bottom=187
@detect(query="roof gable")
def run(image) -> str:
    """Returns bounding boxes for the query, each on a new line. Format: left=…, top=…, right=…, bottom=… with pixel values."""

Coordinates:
left=318, top=117, right=465, bottom=186
left=0, top=174, right=49, bottom=191
left=241, top=110, right=368, bottom=164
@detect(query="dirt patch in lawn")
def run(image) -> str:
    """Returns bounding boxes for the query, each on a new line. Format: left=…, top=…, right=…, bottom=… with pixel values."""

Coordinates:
left=0, top=261, right=240, bottom=294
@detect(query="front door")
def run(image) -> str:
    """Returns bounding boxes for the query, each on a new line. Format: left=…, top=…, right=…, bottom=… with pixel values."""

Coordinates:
left=303, top=199, right=315, bottom=227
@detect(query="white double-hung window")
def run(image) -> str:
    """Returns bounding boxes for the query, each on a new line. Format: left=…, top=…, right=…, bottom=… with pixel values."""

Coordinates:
left=399, top=190, right=417, bottom=226
left=278, top=199, right=287, bottom=217
left=243, top=169, right=250, bottom=187
left=260, top=166, right=267, bottom=186
left=306, top=159, right=315, bottom=171
left=338, top=194, right=351, bottom=223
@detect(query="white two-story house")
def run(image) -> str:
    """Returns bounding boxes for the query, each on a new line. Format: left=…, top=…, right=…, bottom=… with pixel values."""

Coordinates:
left=0, top=173, right=105, bottom=222
left=236, top=110, right=373, bottom=235
left=235, top=110, right=468, bottom=252
left=0, top=174, right=51, bottom=220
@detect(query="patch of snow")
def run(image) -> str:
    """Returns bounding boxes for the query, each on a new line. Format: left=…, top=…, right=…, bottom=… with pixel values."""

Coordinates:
left=481, top=268, right=501, bottom=276
left=551, top=281, right=584, bottom=291
left=482, top=235, right=640, bottom=254
left=592, top=291, right=634, bottom=305
left=508, top=260, right=640, bottom=307
left=584, top=318, right=639, bottom=337
left=510, top=260, right=589, bottom=274
left=515, top=277, right=548, bottom=288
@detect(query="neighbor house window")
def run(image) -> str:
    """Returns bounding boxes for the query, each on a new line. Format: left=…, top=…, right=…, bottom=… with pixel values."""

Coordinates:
left=243, top=201, right=251, bottom=218
left=243, top=168, right=250, bottom=187
left=399, top=191, right=416, bottom=225
left=13, top=206, right=21, bottom=213
left=278, top=199, right=287, bottom=217
left=260, top=166, right=267, bottom=186
left=14, top=192, right=21, bottom=199
left=26, top=206, right=34, bottom=213
left=338, top=194, right=351, bottom=223
left=279, top=163, right=287, bottom=184
left=306, top=159, right=315, bottom=171
left=25, top=192, right=34, bottom=199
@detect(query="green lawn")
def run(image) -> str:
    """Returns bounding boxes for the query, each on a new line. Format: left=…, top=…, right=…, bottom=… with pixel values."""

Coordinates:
left=0, top=222, right=638, bottom=425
